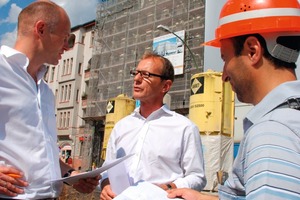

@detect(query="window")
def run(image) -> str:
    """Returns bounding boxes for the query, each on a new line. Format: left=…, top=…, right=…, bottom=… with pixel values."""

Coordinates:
left=64, top=85, right=68, bottom=101
left=67, top=112, right=70, bottom=127
left=59, top=112, right=63, bottom=127
left=62, top=60, right=66, bottom=75
left=50, top=67, right=55, bottom=81
left=78, top=63, right=82, bottom=74
left=60, top=86, right=64, bottom=102
left=63, top=112, right=66, bottom=128
left=90, top=31, right=95, bottom=46
left=69, top=58, right=73, bottom=74
left=68, top=84, right=71, bottom=100
left=81, top=36, right=85, bottom=44
left=76, top=89, right=79, bottom=102
left=79, top=141, right=84, bottom=156
left=66, top=59, right=69, bottom=75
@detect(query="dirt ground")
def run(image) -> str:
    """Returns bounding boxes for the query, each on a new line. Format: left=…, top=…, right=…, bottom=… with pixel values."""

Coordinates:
left=58, top=184, right=219, bottom=199
left=58, top=185, right=100, bottom=200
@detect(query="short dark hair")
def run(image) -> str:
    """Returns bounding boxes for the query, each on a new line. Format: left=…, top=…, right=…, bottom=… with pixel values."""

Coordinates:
left=231, top=34, right=300, bottom=69
left=141, top=51, right=175, bottom=82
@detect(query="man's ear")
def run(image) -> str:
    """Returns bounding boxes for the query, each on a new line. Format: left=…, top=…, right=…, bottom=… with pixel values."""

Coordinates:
left=35, top=20, right=46, bottom=37
left=244, top=36, right=262, bottom=65
left=162, top=80, right=172, bottom=93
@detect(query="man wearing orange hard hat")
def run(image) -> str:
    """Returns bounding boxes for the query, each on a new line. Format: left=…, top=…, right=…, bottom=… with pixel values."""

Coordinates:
left=167, top=0, right=300, bottom=199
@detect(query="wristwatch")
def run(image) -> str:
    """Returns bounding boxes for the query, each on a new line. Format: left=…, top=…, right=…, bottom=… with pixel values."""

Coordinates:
left=166, top=183, right=172, bottom=190
left=63, top=169, right=75, bottom=178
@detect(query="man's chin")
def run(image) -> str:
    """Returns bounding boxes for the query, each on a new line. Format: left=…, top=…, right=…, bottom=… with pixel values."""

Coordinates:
left=44, top=60, right=59, bottom=65
left=133, top=95, right=142, bottom=101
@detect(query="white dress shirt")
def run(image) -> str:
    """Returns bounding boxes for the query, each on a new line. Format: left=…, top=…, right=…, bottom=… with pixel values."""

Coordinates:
left=103, top=105, right=206, bottom=191
left=0, top=46, right=62, bottom=199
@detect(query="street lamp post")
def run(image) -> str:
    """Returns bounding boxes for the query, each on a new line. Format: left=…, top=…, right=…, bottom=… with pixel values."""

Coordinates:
left=157, top=24, right=198, bottom=69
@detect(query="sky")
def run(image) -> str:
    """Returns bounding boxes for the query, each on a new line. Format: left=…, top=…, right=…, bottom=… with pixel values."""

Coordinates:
left=0, top=0, right=99, bottom=47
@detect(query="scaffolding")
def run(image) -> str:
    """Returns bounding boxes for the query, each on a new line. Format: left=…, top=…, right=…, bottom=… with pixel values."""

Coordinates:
left=83, top=0, right=206, bottom=168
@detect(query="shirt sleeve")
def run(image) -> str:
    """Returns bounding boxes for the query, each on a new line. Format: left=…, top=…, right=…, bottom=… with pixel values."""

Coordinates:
left=100, top=127, right=118, bottom=182
left=243, top=120, right=300, bottom=199
left=173, top=124, right=207, bottom=191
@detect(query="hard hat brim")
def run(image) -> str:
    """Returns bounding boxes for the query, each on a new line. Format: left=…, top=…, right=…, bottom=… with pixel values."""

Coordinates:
left=201, top=38, right=221, bottom=47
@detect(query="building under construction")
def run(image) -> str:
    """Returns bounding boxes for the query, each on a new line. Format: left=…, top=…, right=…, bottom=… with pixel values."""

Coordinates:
left=82, top=0, right=206, bottom=167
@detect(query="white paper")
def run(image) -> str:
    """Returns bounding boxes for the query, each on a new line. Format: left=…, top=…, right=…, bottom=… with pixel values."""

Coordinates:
left=107, top=160, right=131, bottom=195
left=114, top=181, right=182, bottom=200
left=51, top=154, right=133, bottom=185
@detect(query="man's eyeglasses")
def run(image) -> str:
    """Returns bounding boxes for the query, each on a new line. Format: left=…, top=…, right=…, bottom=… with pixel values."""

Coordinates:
left=130, top=70, right=166, bottom=79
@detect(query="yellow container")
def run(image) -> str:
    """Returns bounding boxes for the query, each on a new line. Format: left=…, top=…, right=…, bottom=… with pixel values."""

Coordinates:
left=101, top=94, right=135, bottom=160
left=222, top=81, right=235, bottom=136
left=189, top=71, right=234, bottom=137
left=189, top=71, right=235, bottom=191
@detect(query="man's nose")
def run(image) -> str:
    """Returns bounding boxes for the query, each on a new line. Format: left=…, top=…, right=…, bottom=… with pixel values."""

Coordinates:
left=134, top=74, right=143, bottom=83
left=222, top=67, right=229, bottom=82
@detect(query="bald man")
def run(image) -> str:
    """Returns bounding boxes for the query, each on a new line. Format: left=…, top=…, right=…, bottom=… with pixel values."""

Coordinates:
left=0, top=1, right=99, bottom=199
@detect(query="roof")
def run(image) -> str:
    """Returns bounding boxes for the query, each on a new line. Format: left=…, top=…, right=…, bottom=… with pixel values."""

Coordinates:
left=71, top=20, right=96, bottom=31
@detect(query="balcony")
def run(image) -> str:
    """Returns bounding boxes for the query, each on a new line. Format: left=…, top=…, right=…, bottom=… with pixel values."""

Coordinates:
left=84, top=70, right=91, bottom=81
left=82, top=99, right=87, bottom=108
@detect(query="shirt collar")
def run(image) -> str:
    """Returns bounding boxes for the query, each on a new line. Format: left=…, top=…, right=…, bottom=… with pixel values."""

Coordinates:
left=244, top=80, right=300, bottom=132
left=36, top=65, right=47, bottom=82
left=1, top=45, right=29, bottom=70
left=1, top=45, right=47, bottom=82
left=133, top=104, right=173, bottom=119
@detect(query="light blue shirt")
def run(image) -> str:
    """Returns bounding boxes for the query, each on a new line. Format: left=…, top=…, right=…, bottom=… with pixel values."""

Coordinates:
left=219, top=80, right=300, bottom=199
left=0, top=46, right=62, bottom=199
left=103, top=105, right=206, bottom=191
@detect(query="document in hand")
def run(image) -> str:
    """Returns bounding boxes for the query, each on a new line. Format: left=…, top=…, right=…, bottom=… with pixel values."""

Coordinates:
left=114, top=181, right=182, bottom=200
left=52, top=154, right=133, bottom=185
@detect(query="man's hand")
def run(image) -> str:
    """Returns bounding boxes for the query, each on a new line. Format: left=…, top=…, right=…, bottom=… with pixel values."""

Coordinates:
left=167, top=188, right=218, bottom=200
left=70, top=171, right=101, bottom=193
left=157, top=182, right=176, bottom=191
left=100, top=178, right=116, bottom=200
left=0, top=165, right=28, bottom=197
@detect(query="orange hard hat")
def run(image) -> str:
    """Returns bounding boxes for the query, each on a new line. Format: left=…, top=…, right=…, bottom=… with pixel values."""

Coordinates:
left=204, top=0, right=300, bottom=47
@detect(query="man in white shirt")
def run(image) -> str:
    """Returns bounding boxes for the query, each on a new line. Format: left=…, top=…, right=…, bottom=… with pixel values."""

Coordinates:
left=100, top=52, right=206, bottom=200
left=0, top=1, right=99, bottom=199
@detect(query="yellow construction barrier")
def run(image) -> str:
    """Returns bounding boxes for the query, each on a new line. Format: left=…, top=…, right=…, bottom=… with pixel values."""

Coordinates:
left=189, top=70, right=235, bottom=191
left=101, top=94, right=135, bottom=160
